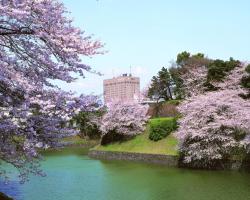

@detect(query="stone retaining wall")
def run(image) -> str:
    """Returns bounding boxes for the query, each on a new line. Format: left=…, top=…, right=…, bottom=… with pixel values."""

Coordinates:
left=88, top=150, right=178, bottom=167
left=88, top=150, right=250, bottom=171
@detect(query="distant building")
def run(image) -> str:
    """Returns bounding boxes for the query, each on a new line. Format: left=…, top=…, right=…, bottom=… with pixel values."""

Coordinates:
left=103, top=74, right=140, bottom=104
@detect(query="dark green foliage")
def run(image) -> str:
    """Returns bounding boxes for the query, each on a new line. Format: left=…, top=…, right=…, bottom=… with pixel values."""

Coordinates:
left=240, top=64, right=250, bottom=99
left=207, top=58, right=240, bottom=82
left=158, top=67, right=173, bottom=100
left=149, top=52, right=208, bottom=101
left=204, top=58, right=241, bottom=91
left=71, top=108, right=105, bottom=139
left=176, top=51, right=190, bottom=65
left=240, top=64, right=250, bottom=89
left=165, top=99, right=181, bottom=105
left=203, top=81, right=219, bottom=91
left=245, top=64, right=250, bottom=73
left=149, top=117, right=177, bottom=141
left=148, top=76, right=160, bottom=100
left=207, top=60, right=227, bottom=81
left=239, top=93, right=250, bottom=99
left=192, top=53, right=205, bottom=59
left=169, top=66, right=185, bottom=99
left=241, top=75, right=250, bottom=88
left=148, top=67, right=174, bottom=117
left=232, top=127, right=247, bottom=142
left=148, top=67, right=173, bottom=102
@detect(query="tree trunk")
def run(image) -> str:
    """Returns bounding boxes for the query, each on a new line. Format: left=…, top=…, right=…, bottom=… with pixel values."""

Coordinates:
left=167, top=86, right=173, bottom=100
left=155, top=99, right=161, bottom=117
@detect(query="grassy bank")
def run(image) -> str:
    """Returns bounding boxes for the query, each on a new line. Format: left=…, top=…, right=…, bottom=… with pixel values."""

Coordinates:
left=62, top=135, right=99, bottom=147
left=93, top=126, right=178, bottom=155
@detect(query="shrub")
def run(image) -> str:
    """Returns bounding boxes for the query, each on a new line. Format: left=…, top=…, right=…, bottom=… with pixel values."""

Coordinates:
left=75, top=111, right=102, bottom=139
left=241, top=75, right=250, bottom=88
left=203, top=81, right=219, bottom=91
left=206, top=58, right=240, bottom=82
left=149, top=117, right=177, bottom=141
left=176, top=51, right=190, bottom=65
left=245, top=64, right=250, bottom=73
left=240, top=64, right=250, bottom=89
left=165, top=99, right=181, bottom=105
left=240, top=64, right=250, bottom=99
left=70, top=100, right=105, bottom=139
left=203, top=58, right=241, bottom=92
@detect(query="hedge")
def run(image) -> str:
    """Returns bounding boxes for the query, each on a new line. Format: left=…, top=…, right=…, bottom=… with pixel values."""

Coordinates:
left=149, top=117, right=177, bottom=141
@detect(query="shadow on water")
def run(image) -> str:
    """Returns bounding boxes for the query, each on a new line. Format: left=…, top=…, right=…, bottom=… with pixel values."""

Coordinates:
left=41, top=146, right=89, bottom=157
left=0, top=180, right=21, bottom=200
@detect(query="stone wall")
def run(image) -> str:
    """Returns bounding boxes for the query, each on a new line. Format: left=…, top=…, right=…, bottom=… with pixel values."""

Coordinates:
left=88, top=150, right=178, bottom=167
left=88, top=150, right=250, bottom=171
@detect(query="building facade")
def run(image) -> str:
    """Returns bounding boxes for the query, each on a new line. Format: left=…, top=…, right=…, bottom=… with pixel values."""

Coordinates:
left=103, top=74, right=140, bottom=103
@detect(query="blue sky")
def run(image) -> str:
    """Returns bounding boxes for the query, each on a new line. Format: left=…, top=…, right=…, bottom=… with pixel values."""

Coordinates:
left=60, top=0, right=250, bottom=95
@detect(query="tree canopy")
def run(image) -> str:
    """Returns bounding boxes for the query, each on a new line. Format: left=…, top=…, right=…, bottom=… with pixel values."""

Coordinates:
left=176, top=51, right=190, bottom=66
left=0, top=0, right=103, bottom=181
left=175, top=59, right=250, bottom=169
left=148, top=67, right=173, bottom=101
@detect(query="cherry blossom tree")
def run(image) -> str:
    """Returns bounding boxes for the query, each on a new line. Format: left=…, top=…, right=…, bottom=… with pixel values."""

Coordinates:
left=71, top=95, right=104, bottom=139
left=0, top=0, right=103, bottom=181
left=176, top=64, right=250, bottom=168
left=100, top=101, right=149, bottom=145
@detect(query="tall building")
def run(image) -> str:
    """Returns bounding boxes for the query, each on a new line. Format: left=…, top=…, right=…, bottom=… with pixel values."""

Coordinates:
left=103, top=74, right=140, bottom=103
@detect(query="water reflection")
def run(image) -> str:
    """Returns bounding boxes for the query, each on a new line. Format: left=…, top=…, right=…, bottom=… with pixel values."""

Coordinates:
left=0, top=180, right=22, bottom=200
left=1, top=147, right=250, bottom=200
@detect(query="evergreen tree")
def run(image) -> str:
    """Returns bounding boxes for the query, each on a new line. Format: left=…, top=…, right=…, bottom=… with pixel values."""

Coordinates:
left=148, top=67, right=173, bottom=102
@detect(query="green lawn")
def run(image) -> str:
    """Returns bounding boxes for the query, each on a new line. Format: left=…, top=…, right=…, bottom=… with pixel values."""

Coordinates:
left=94, top=127, right=179, bottom=155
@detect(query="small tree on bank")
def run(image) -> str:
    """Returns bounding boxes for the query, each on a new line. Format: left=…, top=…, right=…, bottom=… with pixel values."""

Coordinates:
left=71, top=95, right=105, bottom=139
left=147, top=67, right=173, bottom=116
left=100, top=101, right=149, bottom=145
left=148, top=67, right=173, bottom=101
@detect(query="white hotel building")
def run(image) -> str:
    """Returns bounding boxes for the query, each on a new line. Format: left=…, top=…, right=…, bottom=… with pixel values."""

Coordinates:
left=103, top=74, right=140, bottom=104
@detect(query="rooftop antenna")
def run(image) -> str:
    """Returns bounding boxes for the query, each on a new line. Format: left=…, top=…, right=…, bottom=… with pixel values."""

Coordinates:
left=129, top=66, right=132, bottom=76
left=112, top=69, right=114, bottom=77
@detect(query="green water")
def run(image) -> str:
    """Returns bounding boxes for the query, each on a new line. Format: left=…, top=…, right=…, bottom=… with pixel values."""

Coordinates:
left=1, top=147, right=250, bottom=200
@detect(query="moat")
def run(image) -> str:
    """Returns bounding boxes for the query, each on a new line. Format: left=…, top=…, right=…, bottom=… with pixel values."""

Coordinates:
left=1, top=147, right=250, bottom=200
